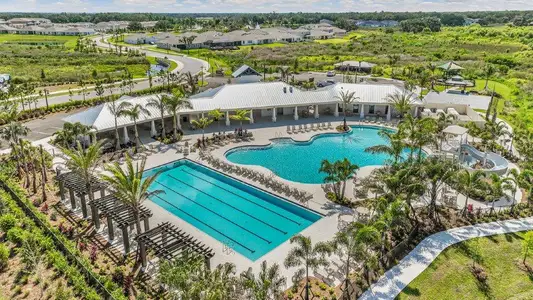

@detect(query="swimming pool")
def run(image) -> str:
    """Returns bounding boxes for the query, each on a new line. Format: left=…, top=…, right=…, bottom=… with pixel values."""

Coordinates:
left=226, top=125, right=410, bottom=184
left=144, top=159, right=321, bottom=261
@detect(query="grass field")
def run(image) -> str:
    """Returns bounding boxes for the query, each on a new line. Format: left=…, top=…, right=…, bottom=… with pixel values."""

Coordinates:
left=0, top=34, right=79, bottom=49
left=398, top=231, right=533, bottom=300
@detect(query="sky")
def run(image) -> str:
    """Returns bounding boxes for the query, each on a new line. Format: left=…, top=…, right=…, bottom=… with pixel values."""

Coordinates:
left=0, top=0, right=532, bottom=13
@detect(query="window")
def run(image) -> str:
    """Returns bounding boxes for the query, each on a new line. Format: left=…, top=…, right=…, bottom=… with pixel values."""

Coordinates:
left=369, top=105, right=375, bottom=114
left=352, top=104, right=359, bottom=113
left=338, top=103, right=343, bottom=113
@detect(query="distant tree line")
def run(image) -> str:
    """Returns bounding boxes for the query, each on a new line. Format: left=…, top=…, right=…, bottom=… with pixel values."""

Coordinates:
left=400, top=17, right=442, bottom=33
left=1, top=11, right=533, bottom=29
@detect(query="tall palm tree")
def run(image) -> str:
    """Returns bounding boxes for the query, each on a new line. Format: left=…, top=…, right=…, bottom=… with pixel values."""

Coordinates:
left=421, top=157, right=459, bottom=220
left=208, top=108, right=225, bottom=131
left=488, top=173, right=514, bottom=213
left=230, top=109, right=251, bottom=128
left=435, top=112, right=456, bottom=150
left=484, top=64, right=496, bottom=90
left=101, top=155, right=164, bottom=235
left=365, top=129, right=406, bottom=165
left=284, top=235, right=332, bottom=300
left=456, top=169, right=486, bottom=215
left=163, top=89, right=192, bottom=141
left=240, top=261, right=287, bottom=300
left=278, top=66, right=291, bottom=82
left=387, top=90, right=415, bottom=119
left=59, top=140, right=105, bottom=218
left=191, top=117, right=213, bottom=140
left=117, top=102, right=151, bottom=153
left=335, top=90, right=359, bottom=131
left=146, top=94, right=168, bottom=139
left=183, top=71, right=198, bottom=95
left=0, top=122, right=29, bottom=146
left=319, top=158, right=359, bottom=202
left=108, top=100, right=131, bottom=151
left=400, top=115, right=437, bottom=161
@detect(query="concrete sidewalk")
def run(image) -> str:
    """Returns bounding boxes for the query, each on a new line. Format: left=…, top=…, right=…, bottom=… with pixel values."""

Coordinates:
left=359, top=217, right=533, bottom=300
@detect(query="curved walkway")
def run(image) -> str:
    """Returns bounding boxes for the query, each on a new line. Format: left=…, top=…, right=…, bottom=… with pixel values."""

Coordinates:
left=359, top=217, right=533, bottom=300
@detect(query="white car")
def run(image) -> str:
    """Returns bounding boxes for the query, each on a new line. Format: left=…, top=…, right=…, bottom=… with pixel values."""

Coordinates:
left=326, top=71, right=336, bottom=77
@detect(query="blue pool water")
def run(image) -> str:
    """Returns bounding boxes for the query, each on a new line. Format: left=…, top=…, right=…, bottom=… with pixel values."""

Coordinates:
left=144, top=160, right=321, bottom=261
left=226, top=125, right=410, bottom=184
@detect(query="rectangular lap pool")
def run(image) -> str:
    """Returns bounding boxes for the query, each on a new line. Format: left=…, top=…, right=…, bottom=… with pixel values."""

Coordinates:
left=144, top=159, right=322, bottom=261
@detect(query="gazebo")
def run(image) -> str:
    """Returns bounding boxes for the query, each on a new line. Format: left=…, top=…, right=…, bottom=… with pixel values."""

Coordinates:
left=441, top=124, right=469, bottom=155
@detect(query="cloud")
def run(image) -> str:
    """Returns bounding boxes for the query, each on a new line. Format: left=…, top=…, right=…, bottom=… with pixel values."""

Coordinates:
left=0, top=0, right=532, bottom=12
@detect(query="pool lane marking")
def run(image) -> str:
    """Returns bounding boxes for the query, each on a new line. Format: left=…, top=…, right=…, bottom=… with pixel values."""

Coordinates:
left=167, top=174, right=288, bottom=235
left=151, top=194, right=256, bottom=254
left=155, top=180, right=272, bottom=245
left=180, top=168, right=302, bottom=226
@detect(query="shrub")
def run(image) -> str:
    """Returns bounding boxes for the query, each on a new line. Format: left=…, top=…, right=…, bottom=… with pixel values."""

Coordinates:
left=0, top=214, right=17, bottom=233
left=6, top=227, right=26, bottom=246
left=0, top=243, right=9, bottom=271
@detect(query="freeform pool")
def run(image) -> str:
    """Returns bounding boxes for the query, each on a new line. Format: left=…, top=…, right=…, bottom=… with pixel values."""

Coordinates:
left=226, top=125, right=409, bottom=184
left=144, top=159, right=321, bottom=261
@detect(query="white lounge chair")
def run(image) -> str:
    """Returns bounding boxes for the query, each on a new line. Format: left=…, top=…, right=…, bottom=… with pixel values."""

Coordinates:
left=298, top=124, right=303, bottom=132
left=287, top=125, right=291, bottom=134
left=292, top=125, right=296, bottom=132
left=328, top=121, right=332, bottom=129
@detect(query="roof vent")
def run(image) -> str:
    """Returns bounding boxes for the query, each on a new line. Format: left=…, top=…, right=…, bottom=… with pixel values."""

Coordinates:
left=289, top=86, right=293, bottom=93
left=283, top=87, right=287, bottom=93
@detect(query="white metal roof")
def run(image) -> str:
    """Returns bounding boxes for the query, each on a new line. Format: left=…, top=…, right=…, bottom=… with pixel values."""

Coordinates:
left=424, top=91, right=491, bottom=110
left=65, top=82, right=420, bottom=132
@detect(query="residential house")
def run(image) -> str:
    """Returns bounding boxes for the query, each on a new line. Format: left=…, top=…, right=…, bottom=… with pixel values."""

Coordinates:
left=334, top=61, right=376, bottom=73
left=232, top=65, right=262, bottom=83
left=7, top=18, right=51, bottom=28
left=0, top=24, right=17, bottom=34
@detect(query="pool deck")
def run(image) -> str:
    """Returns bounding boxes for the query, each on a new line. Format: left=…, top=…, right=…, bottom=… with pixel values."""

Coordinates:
left=135, top=119, right=383, bottom=285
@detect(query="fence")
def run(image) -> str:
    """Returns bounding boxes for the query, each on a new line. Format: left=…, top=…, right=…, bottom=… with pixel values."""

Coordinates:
left=0, top=180, right=116, bottom=300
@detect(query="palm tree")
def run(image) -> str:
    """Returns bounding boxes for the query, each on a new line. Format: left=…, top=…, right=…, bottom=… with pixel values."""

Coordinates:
left=484, top=64, right=496, bottom=90
left=183, top=71, right=198, bottom=95
left=400, top=115, right=437, bottom=161
left=488, top=173, right=514, bottom=213
left=208, top=108, right=225, bottom=131
left=335, top=90, right=359, bottom=131
left=240, top=261, right=287, bottom=300
left=108, top=100, right=131, bottom=151
left=59, top=141, right=105, bottom=218
left=230, top=109, right=251, bottom=128
left=421, top=157, right=459, bottom=220
left=0, top=122, right=29, bottom=146
left=278, top=66, right=291, bottom=82
left=435, top=112, right=456, bottom=150
left=146, top=94, right=168, bottom=139
left=118, top=102, right=151, bottom=153
left=191, top=117, right=213, bottom=140
left=456, top=169, right=486, bottom=215
left=387, top=54, right=400, bottom=77
left=284, top=235, right=332, bottom=300
left=387, top=90, right=415, bottom=119
left=163, top=89, right=192, bottom=141
left=365, top=129, right=406, bottom=165
left=319, top=158, right=359, bottom=202
left=101, top=155, right=164, bottom=235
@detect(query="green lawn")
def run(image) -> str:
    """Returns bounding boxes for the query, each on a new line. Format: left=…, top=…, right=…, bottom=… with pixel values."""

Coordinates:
left=398, top=231, right=533, bottom=300
left=314, top=38, right=350, bottom=44
left=0, top=33, right=79, bottom=49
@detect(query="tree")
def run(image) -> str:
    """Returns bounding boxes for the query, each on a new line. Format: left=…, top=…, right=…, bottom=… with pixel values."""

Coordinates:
left=387, top=54, right=400, bottom=77
left=180, top=36, right=197, bottom=55
left=319, top=158, right=359, bottom=202
left=456, top=170, right=486, bottom=215
left=278, top=66, right=291, bottom=82
left=117, top=102, right=151, bottom=153
left=163, top=89, right=192, bottom=141
left=483, top=64, right=496, bottom=90
left=435, top=112, right=456, bottom=150
left=240, top=261, right=286, bottom=300
left=284, top=235, right=331, bottom=300
left=108, top=100, right=130, bottom=151
left=128, top=21, right=143, bottom=31
left=387, top=90, right=415, bottom=119
left=421, top=157, right=459, bottom=220
left=230, top=109, right=251, bottom=127
left=102, top=155, right=164, bottom=235
left=335, top=90, right=359, bottom=131
left=208, top=108, right=225, bottom=131
left=59, top=141, right=104, bottom=218
left=399, top=115, right=437, bottom=161
left=522, top=231, right=533, bottom=265
left=95, top=81, right=105, bottom=98
left=191, top=117, right=213, bottom=140
left=182, top=72, right=198, bottom=95
left=365, top=129, right=406, bottom=165
left=147, top=95, right=168, bottom=139
left=487, top=173, right=514, bottom=213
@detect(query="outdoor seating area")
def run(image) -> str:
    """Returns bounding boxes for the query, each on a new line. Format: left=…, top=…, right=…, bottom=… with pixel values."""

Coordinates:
left=199, top=151, right=314, bottom=205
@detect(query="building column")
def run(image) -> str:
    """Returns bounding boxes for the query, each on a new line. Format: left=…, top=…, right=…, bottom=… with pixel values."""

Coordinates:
left=140, top=240, right=147, bottom=268
left=122, top=227, right=130, bottom=254
left=123, top=126, right=130, bottom=144
left=272, top=107, right=277, bottom=122
left=413, top=106, right=419, bottom=117
left=91, top=203, right=100, bottom=229
left=150, top=120, right=157, bottom=137
left=201, top=113, right=205, bottom=119
left=360, top=104, right=365, bottom=119
left=387, top=105, right=391, bottom=121
left=143, top=218, right=150, bottom=232
left=334, top=103, right=339, bottom=117
left=294, top=106, right=299, bottom=120
left=225, top=111, right=230, bottom=126
left=69, top=189, right=76, bottom=210
left=177, top=114, right=181, bottom=129
left=249, top=109, right=254, bottom=124
left=314, top=105, right=319, bottom=119
left=107, top=215, right=114, bottom=241
left=80, top=194, right=88, bottom=219
left=59, top=179, right=66, bottom=201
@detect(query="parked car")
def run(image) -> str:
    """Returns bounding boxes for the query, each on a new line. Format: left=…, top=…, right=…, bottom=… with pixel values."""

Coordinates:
left=326, top=71, right=336, bottom=77
left=317, top=80, right=336, bottom=87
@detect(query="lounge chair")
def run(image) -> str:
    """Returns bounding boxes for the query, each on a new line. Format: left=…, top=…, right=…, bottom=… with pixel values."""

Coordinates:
left=327, top=121, right=332, bottom=129
left=298, top=124, right=303, bottom=132
left=304, top=124, right=309, bottom=132
left=287, top=125, right=291, bottom=134
left=292, top=125, right=296, bottom=132
left=310, top=123, right=315, bottom=131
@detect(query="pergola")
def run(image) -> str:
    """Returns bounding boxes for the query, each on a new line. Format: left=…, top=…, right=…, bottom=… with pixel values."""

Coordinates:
left=92, top=193, right=153, bottom=254
left=56, top=170, right=107, bottom=221
left=135, top=222, right=215, bottom=270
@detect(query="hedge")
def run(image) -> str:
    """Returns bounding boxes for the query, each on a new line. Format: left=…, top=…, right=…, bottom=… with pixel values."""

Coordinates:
left=0, top=174, right=126, bottom=300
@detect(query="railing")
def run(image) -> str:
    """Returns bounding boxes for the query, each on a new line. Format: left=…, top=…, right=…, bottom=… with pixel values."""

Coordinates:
left=0, top=180, right=116, bottom=300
